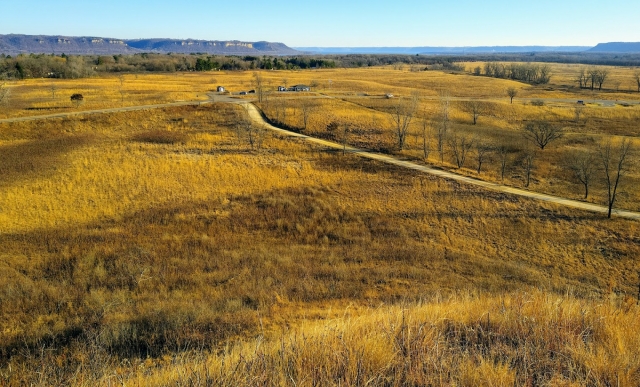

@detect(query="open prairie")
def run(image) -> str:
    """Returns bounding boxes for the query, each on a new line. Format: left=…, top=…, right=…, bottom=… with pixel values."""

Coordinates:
left=1, top=64, right=639, bottom=385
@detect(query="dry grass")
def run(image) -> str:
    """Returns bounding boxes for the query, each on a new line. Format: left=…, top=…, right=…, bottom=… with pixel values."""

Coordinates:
left=253, top=67, right=640, bottom=212
left=1, top=68, right=639, bottom=385
left=118, top=291, right=640, bottom=387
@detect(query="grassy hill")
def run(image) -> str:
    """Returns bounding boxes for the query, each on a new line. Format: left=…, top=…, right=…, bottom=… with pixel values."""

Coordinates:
left=0, top=67, right=639, bottom=385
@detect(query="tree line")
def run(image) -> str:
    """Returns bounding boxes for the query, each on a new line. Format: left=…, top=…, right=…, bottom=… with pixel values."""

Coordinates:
left=3, top=51, right=640, bottom=82
left=0, top=53, right=340, bottom=79
left=475, top=62, right=551, bottom=84
left=0, top=52, right=473, bottom=80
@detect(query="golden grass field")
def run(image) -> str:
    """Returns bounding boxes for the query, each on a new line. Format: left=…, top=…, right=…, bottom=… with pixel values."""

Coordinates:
left=0, top=64, right=639, bottom=385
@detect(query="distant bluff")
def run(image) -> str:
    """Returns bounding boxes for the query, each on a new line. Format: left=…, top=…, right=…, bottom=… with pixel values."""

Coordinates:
left=0, top=34, right=300, bottom=55
left=588, top=42, right=640, bottom=53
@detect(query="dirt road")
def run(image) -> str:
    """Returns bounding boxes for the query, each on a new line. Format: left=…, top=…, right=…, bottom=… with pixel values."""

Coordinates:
left=2, top=96, right=638, bottom=220
left=241, top=103, right=640, bottom=221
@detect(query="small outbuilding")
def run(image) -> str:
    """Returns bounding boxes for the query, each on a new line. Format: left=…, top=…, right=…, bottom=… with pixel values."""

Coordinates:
left=277, top=86, right=287, bottom=92
left=217, top=86, right=225, bottom=92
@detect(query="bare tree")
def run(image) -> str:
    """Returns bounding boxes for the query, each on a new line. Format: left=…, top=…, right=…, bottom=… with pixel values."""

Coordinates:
left=273, top=98, right=288, bottom=125
left=421, top=113, right=431, bottom=160
left=437, top=92, right=450, bottom=163
left=233, top=112, right=249, bottom=144
left=522, top=151, right=535, bottom=187
left=253, top=72, right=265, bottom=103
left=300, top=99, right=315, bottom=132
left=498, top=145, right=509, bottom=182
left=474, top=142, right=491, bottom=174
left=117, top=74, right=125, bottom=104
left=327, top=122, right=350, bottom=155
left=576, top=68, right=589, bottom=89
left=460, top=100, right=489, bottom=125
left=341, top=124, right=351, bottom=155
left=568, top=150, right=595, bottom=199
left=538, top=65, right=551, bottom=84
left=248, top=123, right=267, bottom=151
left=448, top=133, right=473, bottom=169
left=595, top=69, right=609, bottom=90
left=523, top=120, right=563, bottom=150
left=235, top=111, right=266, bottom=151
left=388, top=91, right=419, bottom=150
left=588, top=67, right=599, bottom=90
left=506, top=87, right=518, bottom=104
left=599, top=139, right=631, bottom=218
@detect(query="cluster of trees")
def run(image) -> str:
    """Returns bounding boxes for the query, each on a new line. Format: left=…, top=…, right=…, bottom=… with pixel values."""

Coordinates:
left=269, top=57, right=337, bottom=70
left=576, top=67, right=609, bottom=90
left=435, top=122, right=629, bottom=218
left=372, top=93, right=631, bottom=217
left=476, top=62, right=551, bottom=84
left=0, top=53, right=93, bottom=79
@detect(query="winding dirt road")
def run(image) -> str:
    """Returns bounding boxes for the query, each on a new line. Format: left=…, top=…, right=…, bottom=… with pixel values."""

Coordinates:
left=1, top=97, right=638, bottom=220
left=240, top=102, right=640, bottom=221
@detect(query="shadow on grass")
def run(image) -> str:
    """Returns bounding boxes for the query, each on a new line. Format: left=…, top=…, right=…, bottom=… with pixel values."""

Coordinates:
left=0, top=180, right=632, bottom=365
left=0, top=134, right=93, bottom=187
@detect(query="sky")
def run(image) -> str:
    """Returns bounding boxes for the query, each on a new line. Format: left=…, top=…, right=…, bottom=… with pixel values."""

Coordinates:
left=3, top=0, right=640, bottom=47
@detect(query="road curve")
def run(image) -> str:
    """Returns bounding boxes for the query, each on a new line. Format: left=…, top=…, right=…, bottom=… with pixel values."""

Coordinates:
left=241, top=102, right=640, bottom=221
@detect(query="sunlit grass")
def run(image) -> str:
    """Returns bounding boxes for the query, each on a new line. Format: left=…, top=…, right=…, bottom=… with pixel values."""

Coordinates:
left=1, top=66, right=640, bottom=385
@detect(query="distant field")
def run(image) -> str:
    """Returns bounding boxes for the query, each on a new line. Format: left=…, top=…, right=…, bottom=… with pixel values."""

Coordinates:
left=1, top=65, right=639, bottom=385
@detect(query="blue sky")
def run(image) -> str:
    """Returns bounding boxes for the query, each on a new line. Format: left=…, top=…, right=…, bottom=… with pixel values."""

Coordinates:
left=4, top=0, right=639, bottom=47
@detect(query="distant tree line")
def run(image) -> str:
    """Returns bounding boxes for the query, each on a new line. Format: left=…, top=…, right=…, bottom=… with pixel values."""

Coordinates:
left=449, top=52, right=640, bottom=67
left=0, top=52, right=469, bottom=79
left=0, top=53, right=343, bottom=79
left=2, top=51, right=640, bottom=81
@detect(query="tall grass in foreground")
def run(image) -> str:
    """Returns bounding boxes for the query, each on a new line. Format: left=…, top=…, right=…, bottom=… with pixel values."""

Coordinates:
left=3, top=291, right=637, bottom=386
left=153, top=291, right=640, bottom=387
